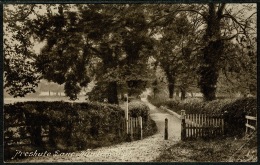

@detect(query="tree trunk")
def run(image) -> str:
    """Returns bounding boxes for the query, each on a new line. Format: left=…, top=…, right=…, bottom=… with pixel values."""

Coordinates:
left=168, top=83, right=174, bottom=99
left=199, top=4, right=223, bottom=101
left=180, top=87, right=186, bottom=100
left=165, top=70, right=175, bottom=99
left=107, top=82, right=119, bottom=104
left=176, top=89, right=180, bottom=98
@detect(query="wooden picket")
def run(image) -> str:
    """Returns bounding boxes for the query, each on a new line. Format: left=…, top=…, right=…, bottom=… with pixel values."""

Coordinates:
left=123, top=116, right=143, bottom=141
left=181, top=110, right=224, bottom=140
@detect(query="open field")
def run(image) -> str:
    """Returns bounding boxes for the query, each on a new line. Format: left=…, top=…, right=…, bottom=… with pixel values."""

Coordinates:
left=4, top=96, right=88, bottom=104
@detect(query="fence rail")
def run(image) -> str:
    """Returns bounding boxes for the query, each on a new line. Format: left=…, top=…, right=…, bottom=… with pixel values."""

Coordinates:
left=181, top=110, right=225, bottom=140
left=245, top=115, right=257, bottom=134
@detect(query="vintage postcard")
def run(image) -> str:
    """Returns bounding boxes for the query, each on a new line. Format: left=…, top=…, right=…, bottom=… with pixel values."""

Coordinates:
left=2, top=0, right=257, bottom=163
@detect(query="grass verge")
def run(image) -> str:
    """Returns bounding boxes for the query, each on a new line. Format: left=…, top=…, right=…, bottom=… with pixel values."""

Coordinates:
left=154, top=133, right=257, bottom=162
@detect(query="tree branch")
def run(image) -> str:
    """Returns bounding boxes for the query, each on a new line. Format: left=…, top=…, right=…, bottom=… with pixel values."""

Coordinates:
left=88, top=46, right=101, bottom=57
left=8, top=5, right=35, bottom=22
left=176, top=9, right=207, bottom=21
left=220, top=33, right=238, bottom=41
left=148, top=6, right=207, bottom=28
left=221, top=13, right=248, bottom=38
left=217, top=3, right=226, bottom=18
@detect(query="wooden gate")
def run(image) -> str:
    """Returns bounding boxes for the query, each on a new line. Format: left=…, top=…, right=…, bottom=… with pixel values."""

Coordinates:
left=119, top=116, right=143, bottom=141
left=181, top=110, right=225, bottom=140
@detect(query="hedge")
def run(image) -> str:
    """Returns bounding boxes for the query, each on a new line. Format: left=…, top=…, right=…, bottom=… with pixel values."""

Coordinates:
left=4, top=100, right=157, bottom=160
left=221, top=97, right=257, bottom=137
left=4, top=101, right=124, bottom=160
left=148, top=96, right=257, bottom=137
left=128, top=100, right=157, bottom=137
left=128, top=100, right=149, bottom=118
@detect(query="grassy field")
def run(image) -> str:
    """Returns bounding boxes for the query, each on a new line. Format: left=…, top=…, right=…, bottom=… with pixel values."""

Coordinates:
left=154, top=132, right=257, bottom=162
left=4, top=96, right=88, bottom=104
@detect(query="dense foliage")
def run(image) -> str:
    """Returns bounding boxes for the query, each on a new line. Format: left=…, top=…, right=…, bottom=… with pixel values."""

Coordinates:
left=221, top=97, right=257, bottom=136
left=4, top=4, right=256, bottom=102
left=4, top=101, right=157, bottom=160
left=128, top=100, right=149, bottom=118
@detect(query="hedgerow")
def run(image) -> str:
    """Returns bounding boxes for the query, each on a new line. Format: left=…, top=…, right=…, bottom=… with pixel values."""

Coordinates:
left=4, top=100, right=157, bottom=160
left=148, top=96, right=256, bottom=137
left=221, top=97, right=257, bottom=137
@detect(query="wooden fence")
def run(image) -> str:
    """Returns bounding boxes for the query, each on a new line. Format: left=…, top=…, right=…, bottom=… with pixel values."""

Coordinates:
left=181, top=110, right=225, bottom=140
left=120, top=116, right=143, bottom=141
left=245, top=115, right=257, bottom=134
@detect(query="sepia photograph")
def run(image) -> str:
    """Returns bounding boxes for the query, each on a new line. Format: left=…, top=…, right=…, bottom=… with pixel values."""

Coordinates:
left=3, top=1, right=257, bottom=163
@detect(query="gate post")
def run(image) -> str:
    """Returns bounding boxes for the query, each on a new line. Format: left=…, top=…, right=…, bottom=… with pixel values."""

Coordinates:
left=181, top=110, right=186, bottom=141
left=139, top=116, right=143, bottom=140
left=165, top=118, right=168, bottom=140
left=223, top=111, right=228, bottom=135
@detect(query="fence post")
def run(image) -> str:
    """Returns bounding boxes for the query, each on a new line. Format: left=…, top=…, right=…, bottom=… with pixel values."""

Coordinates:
left=181, top=110, right=186, bottom=141
left=124, top=94, right=129, bottom=134
left=130, top=117, right=133, bottom=141
left=245, top=117, right=248, bottom=134
left=165, top=118, right=168, bottom=140
left=223, top=111, right=228, bottom=135
left=139, top=116, right=143, bottom=140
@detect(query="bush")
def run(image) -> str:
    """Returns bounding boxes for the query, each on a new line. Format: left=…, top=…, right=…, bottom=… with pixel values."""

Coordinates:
left=4, top=101, right=125, bottom=160
left=128, top=100, right=149, bottom=118
left=221, top=97, right=257, bottom=137
left=4, top=100, right=158, bottom=160
left=128, top=100, right=157, bottom=138
left=149, top=96, right=236, bottom=115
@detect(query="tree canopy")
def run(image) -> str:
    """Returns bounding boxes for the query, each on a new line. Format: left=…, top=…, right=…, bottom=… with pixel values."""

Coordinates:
left=4, top=3, right=257, bottom=102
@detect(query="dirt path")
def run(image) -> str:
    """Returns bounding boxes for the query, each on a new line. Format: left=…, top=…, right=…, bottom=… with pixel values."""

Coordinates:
left=10, top=94, right=181, bottom=162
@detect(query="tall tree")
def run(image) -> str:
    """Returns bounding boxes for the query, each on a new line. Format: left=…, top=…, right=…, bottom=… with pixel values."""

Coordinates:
left=192, top=4, right=256, bottom=101
left=4, top=4, right=40, bottom=97
left=154, top=13, right=200, bottom=99
left=28, top=4, right=154, bottom=103
left=156, top=3, right=256, bottom=101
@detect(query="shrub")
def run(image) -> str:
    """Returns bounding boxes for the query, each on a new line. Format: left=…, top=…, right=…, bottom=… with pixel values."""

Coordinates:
left=4, top=101, right=125, bottom=160
left=143, top=117, right=157, bottom=138
left=221, top=97, right=257, bottom=137
left=4, top=100, right=158, bottom=160
left=149, top=96, right=236, bottom=115
left=128, top=100, right=157, bottom=138
left=128, top=100, right=149, bottom=118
